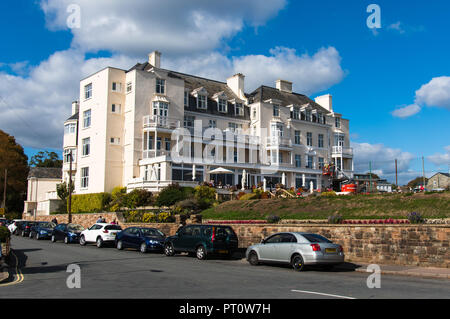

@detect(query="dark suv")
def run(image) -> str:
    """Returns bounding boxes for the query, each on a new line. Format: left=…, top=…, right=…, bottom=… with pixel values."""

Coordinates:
left=18, top=221, right=37, bottom=237
left=164, top=224, right=238, bottom=260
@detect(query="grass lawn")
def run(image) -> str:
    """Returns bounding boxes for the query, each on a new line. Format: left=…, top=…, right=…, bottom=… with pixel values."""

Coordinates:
left=201, top=191, right=450, bottom=220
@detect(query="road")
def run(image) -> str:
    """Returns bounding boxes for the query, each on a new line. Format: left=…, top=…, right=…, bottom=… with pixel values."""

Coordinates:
left=1, top=236, right=449, bottom=299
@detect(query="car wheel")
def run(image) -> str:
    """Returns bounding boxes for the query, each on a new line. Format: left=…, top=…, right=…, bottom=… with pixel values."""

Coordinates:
left=35, top=233, right=40, bottom=240
left=248, top=251, right=260, bottom=266
left=21, top=231, right=25, bottom=237
left=292, top=254, right=305, bottom=272
left=116, top=240, right=123, bottom=250
left=29, top=232, right=33, bottom=238
left=196, top=245, right=207, bottom=260
left=79, top=235, right=86, bottom=246
left=140, top=242, right=147, bottom=253
left=51, top=235, right=56, bottom=242
left=96, top=237, right=103, bottom=248
left=64, top=236, right=69, bottom=244
left=164, top=243, right=175, bottom=256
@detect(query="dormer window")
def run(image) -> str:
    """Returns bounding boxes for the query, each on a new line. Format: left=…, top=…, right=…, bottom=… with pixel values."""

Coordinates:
left=305, top=109, right=312, bottom=122
left=197, top=95, right=207, bottom=109
left=156, top=78, right=165, bottom=94
left=235, top=102, right=244, bottom=116
left=335, top=117, right=341, bottom=128
left=291, top=106, right=300, bottom=120
left=218, top=98, right=227, bottom=113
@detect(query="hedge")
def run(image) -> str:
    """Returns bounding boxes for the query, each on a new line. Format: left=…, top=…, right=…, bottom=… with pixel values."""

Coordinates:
left=0, top=226, right=11, bottom=243
left=70, top=193, right=112, bottom=213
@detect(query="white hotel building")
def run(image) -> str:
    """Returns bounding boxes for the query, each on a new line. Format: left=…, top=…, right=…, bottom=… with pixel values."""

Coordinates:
left=63, top=51, right=353, bottom=194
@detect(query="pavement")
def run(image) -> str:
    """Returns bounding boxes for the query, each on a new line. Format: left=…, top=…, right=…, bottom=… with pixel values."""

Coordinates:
left=346, top=263, right=450, bottom=280
left=1, top=235, right=449, bottom=298
left=0, top=257, right=8, bottom=283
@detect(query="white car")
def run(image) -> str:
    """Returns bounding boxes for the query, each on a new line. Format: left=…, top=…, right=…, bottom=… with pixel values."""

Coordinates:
left=8, top=219, right=23, bottom=234
left=79, top=223, right=122, bottom=248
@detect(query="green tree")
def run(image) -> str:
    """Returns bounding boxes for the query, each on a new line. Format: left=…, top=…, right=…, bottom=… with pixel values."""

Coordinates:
left=0, top=130, right=29, bottom=216
left=56, top=181, right=74, bottom=212
left=29, top=150, right=62, bottom=168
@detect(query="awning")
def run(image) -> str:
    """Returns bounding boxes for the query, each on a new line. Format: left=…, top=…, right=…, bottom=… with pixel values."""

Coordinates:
left=208, top=167, right=233, bottom=174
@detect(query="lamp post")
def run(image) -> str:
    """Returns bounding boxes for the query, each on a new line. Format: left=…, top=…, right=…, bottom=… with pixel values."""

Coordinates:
left=68, top=151, right=73, bottom=223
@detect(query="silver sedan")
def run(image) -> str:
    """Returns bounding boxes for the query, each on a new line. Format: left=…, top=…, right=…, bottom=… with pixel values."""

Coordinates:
left=245, top=232, right=344, bottom=271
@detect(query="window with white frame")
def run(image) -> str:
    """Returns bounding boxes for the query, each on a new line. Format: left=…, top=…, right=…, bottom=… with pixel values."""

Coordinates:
left=306, top=155, right=313, bottom=168
left=228, top=122, right=242, bottom=132
left=112, top=82, right=122, bottom=92
left=126, top=82, right=132, bottom=93
left=292, top=107, right=300, bottom=120
left=252, top=107, right=257, bottom=119
left=317, top=112, right=323, bottom=124
left=82, top=137, right=90, bottom=156
left=208, top=119, right=216, bottom=128
left=295, top=154, right=301, bottom=167
left=273, top=104, right=280, bottom=117
left=156, top=78, right=165, bottom=94
left=305, top=109, right=312, bottom=121
left=83, top=109, right=91, bottom=128
left=111, top=104, right=121, bottom=114
left=218, top=98, right=227, bottom=113
left=318, top=134, right=324, bottom=148
left=294, top=130, right=301, bottom=144
left=318, top=157, right=324, bottom=169
left=143, top=132, right=154, bottom=150
left=110, top=137, right=120, bottom=145
left=184, top=91, right=189, bottom=106
left=84, top=83, right=92, bottom=100
left=152, top=101, right=168, bottom=118
left=197, top=95, right=207, bottom=109
left=165, top=137, right=171, bottom=151
left=81, top=167, right=89, bottom=188
left=307, top=132, right=313, bottom=146
left=271, top=123, right=284, bottom=137
left=335, top=117, right=341, bottom=128
left=64, top=123, right=76, bottom=134
left=184, top=115, right=195, bottom=128
left=235, top=102, right=244, bottom=116
left=63, top=149, right=76, bottom=163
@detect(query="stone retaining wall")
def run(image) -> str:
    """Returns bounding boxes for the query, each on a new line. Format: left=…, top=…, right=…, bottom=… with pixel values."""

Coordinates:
left=23, top=213, right=449, bottom=268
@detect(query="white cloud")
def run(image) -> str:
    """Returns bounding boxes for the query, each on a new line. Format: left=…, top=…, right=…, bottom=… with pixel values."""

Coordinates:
left=391, top=104, right=421, bottom=118
left=0, top=50, right=135, bottom=149
left=415, top=76, right=450, bottom=110
left=165, top=46, right=345, bottom=94
left=427, top=146, right=450, bottom=167
left=40, top=0, right=287, bottom=56
left=351, top=141, right=417, bottom=184
left=388, top=22, right=405, bottom=34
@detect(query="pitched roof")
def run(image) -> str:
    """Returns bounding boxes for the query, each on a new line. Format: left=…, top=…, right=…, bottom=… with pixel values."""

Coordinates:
left=65, top=112, right=79, bottom=122
left=28, top=167, right=62, bottom=180
left=247, top=85, right=330, bottom=113
left=430, top=172, right=450, bottom=178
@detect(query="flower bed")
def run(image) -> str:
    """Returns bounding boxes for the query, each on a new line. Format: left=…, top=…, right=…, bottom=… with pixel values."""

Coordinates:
left=341, top=219, right=410, bottom=224
left=205, top=220, right=268, bottom=224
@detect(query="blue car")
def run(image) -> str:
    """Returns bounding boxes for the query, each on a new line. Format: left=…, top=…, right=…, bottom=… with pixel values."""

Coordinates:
left=30, top=221, right=56, bottom=240
left=115, top=227, right=166, bottom=253
left=51, top=223, right=85, bottom=244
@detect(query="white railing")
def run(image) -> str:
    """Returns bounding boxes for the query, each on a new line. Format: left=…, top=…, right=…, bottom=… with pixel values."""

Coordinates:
left=266, top=136, right=292, bottom=148
left=143, top=115, right=181, bottom=129
left=332, top=146, right=353, bottom=156
left=143, top=150, right=171, bottom=159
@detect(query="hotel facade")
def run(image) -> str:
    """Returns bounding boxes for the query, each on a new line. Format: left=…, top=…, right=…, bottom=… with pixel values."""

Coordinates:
left=63, top=51, right=354, bottom=194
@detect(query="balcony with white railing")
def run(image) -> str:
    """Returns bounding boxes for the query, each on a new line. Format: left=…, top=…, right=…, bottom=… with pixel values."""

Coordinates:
left=332, top=146, right=353, bottom=157
left=143, top=115, right=181, bottom=130
left=143, top=149, right=171, bottom=159
left=266, top=136, right=292, bottom=149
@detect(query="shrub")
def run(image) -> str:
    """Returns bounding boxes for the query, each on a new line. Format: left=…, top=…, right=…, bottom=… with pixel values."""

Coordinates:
left=194, top=185, right=216, bottom=209
left=321, top=191, right=337, bottom=197
left=142, top=212, right=156, bottom=223
left=239, top=193, right=259, bottom=200
left=0, top=226, right=10, bottom=243
left=174, top=198, right=200, bottom=215
left=123, top=189, right=153, bottom=209
left=328, top=213, right=343, bottom=224
left=407, top=212, right=424, bottom=224
left=267, top=215, right=281, bottom=223
left=260, top=192, right=269, bottom=199
left=71, top=193, right=112, bottom=213
left=157, top=212, right=175, bottom=223
left=155, top=184, right=187, bottom=207
left=236, top=192, right=246, bottom=200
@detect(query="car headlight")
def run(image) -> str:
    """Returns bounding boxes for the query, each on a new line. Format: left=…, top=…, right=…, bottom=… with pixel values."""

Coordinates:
left=147, top=240, right=159, bottom=244
left=40, top=230, right=47, bottom=234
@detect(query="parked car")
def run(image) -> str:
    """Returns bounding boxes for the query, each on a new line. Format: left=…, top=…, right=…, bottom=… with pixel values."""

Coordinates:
left=164, top=224, right=238, bottom=260
left=245, top=232, right=344, bottom=271
left=80, top=223, right=122, bottom=248
left=18, top=221, right=38, bottom=237
left=8, top=220, right=24, bottom=235
left=51, top=223, right=85, bottom=244
left=0, top=218, right=7, bottom=227
left=116, top=227, right=165, bottom=253
left=30, top=221, right=56, bottom=240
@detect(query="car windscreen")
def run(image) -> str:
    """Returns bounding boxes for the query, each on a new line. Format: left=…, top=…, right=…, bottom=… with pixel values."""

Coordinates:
left=141, top=228, right=164, bottom=237
left=39, top=222, right=55, bottom=228
left=105, top=225, right=122, bottom=231
left=68, top=224, right=84, bottom=231
left=302, top=234, right=332, bottom=243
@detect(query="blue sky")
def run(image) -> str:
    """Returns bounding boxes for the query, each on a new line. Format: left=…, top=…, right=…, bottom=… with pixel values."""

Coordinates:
left=1, top=0, right=449, bottom=184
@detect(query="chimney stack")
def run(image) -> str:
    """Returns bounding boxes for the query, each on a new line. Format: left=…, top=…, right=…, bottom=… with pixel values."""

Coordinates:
left=276, top=79, right=292, bottom=93
left=71, top=101, right=79, bottom=115
left=315, top=94, right=333, bottom=112
left=227, top=73, right=245, bottom=100
left=148, top=51, right=161, bottom=68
